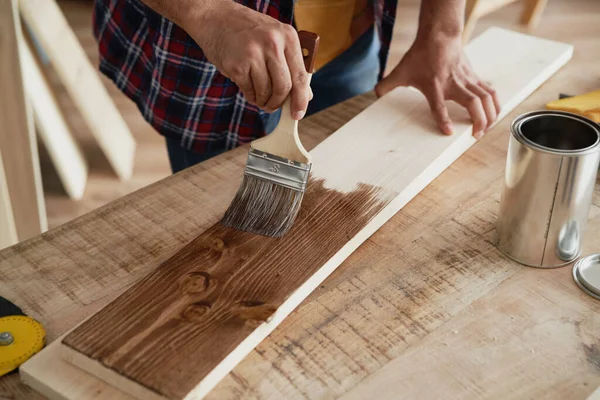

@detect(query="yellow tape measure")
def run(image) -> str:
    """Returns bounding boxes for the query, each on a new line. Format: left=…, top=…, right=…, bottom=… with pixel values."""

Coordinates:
left=0, top=316, right=45, bottom=377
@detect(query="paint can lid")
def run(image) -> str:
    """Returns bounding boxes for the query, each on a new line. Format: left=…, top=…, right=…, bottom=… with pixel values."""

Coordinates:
left=572, top=254, right=600, bottom=300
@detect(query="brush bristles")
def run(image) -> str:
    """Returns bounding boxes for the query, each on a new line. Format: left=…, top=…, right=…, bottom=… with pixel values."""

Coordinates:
left=221, top=175, right=305, bottom=238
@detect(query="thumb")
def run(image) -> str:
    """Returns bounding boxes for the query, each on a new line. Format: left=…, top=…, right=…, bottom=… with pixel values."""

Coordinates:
left=375, top=67, right=408, bottom=98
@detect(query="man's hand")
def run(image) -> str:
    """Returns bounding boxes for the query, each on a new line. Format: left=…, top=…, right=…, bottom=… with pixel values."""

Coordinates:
left=376, top=36, right=500, bottom=138
left=142, top=0, right=310, bottom=119
left=375, top=0, right=500, bottom=139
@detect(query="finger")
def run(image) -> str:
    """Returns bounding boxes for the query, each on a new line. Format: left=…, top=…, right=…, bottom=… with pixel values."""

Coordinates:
left=466, top=80, right=497, bottom=130
left=236, top=72, right=256, bottom=105
left=375, top=69, right=406, bottom=98
left=309, top=86, right=314, bottom=101
left=374, top=75, right=394, bottom=98
left=285, top=35, right=310, bottom=120
left=478, top=80, right=501, bottom=116
left=250, top=61, right=272, bottom=109
left=423, top=82, right=453, bottom=135
left=450, top=82, right=487, bottom=139
left=375, top=59, right=411, bottom=97
left=264, top=53, right=292, bottom=112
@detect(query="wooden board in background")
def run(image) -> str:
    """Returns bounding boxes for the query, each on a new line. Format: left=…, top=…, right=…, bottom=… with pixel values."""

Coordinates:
left=0, top=151, right=18, bottom=249
left=18, top=0, right=136, bottom=180
left=48, top=28, right=573, bottom=400
left=0, top=0, right=47, bottom=241
left=21, top=39, right=89, bottom=200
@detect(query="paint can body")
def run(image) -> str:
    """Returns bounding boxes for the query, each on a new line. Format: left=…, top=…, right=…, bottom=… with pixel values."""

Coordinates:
left=496, top=111, right=600, bottom=268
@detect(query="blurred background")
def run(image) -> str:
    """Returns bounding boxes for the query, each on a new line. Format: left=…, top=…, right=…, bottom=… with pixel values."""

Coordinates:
left=0, top=0, right=598, bottom=248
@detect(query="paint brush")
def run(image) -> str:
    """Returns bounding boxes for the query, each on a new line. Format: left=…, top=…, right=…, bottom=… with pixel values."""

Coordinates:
left=221, top=31, right=319, bottom=238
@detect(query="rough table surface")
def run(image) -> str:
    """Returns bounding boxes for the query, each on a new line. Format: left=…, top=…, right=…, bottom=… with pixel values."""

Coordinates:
left=2, top=73, right=600, bottom=400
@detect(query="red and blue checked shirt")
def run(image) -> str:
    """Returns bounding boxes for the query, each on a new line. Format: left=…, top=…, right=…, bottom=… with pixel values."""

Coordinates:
left=93, top=0, right=398, bottom=153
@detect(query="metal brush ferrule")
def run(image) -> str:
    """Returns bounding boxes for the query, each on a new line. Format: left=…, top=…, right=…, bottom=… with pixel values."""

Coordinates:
left=245, top=148, right=311, bottom=191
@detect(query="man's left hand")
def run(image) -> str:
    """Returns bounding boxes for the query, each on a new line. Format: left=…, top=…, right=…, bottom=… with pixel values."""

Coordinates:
left=375, top=35, right=501, bottom=139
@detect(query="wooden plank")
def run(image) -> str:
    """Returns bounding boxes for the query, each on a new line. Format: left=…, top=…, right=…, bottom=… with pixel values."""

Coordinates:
left=51, top=28, right=572, bottom=400
left=21, top=334, right=136, bottom=400
left=18, top=111, right=600, bottom=400
left=21, top=38, right=88, bottom=200
left=463, top=0, right=520, bottom=42
left=11, top=13, right=596, bottom=397
left=589, top=387, right=600, bottom=400
left=521, top=0, right=548, bottom=29
left=0, top=0, right=47, bottom=241
left=463, top=0, right=483, bottom=43
left=339, top=266, right=600, bottom=400
left=15, top=95, right=373, bottom=400
left=18, top=0, right=136, bottom=180
left=0, top=151, right=18, bottom=249
left=471, top=0, right=520, bottom=18
left=8, top=3, right=598, bottom=395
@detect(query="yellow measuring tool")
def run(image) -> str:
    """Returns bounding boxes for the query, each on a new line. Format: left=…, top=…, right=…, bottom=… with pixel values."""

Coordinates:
left=0, top=315, right=45, bottom=376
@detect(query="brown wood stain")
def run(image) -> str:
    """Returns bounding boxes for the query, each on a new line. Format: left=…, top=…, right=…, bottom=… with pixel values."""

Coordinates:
left=62, top=178, right=390, bottom=400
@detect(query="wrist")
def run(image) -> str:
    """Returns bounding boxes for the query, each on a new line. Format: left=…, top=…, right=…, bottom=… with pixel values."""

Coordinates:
left=415, top=0, right=464, bottom=44
left=415, top=25, right=462, bottom=49
left=178, top=0, right=232, bottom=43
left=416, top=23, right=462, bottom=43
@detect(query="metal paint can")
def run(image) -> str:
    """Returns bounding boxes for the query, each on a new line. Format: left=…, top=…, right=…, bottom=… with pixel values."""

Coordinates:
left=496, top=111, right=600, bottom=268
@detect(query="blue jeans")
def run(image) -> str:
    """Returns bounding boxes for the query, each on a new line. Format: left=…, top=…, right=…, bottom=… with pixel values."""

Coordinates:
left=166, top=26, right=381, bottom=173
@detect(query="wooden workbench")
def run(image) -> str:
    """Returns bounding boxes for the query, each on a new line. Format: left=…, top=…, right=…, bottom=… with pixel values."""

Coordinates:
left=2, top=59, right=600, bottom=400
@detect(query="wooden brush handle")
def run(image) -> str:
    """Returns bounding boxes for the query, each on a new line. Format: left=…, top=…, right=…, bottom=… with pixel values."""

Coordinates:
left=298, top=31, right=320, bottom=74
left=250, top=31, right=320, bottom=164
left=277, top=31, right=319, bottom=124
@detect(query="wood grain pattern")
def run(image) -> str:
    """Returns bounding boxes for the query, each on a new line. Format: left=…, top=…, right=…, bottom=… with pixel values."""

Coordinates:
left=63, top=181, right=386, bottom=400
left=340, top=266, right=600, bottom=400
left=4, top=1, right=600, bottom=399
left=57, top=28, right=573, bottom=400
left=18, top=0, right=136, bottom=180
left=0, top=0, right=47, bottom=241
left=14, top=94, right=367, bottom=400
left=15, top=94, right=371, bottom=400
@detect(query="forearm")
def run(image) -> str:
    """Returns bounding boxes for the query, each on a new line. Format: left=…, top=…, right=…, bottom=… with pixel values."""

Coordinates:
left=416, top=0, right=465, bottom=41
left=139, top=0, right=224, bottom=32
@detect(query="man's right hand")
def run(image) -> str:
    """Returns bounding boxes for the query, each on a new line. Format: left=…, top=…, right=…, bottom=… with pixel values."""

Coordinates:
left=182, top=1, right=311, bottom=120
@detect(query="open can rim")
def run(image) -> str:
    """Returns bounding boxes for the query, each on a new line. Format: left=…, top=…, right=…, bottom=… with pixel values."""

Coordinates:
left=572, top=254, right=600, bottom=300
left=511, top=110, right=600, bottom=156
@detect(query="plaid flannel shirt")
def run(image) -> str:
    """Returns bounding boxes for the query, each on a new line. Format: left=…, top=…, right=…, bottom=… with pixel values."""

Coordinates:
left=93, top=0, right=398, bottom=153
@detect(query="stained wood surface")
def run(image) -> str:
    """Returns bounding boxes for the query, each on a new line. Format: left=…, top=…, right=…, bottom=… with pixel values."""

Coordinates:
left=51, top=28, right=574, bottom=400
left=0, top=0, right=47, bottom=241
left=2, top=1, right=600, bottom=399
left=18, top=0, right=136, bottom=180
left=12, top=97, right=357, bottom=400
